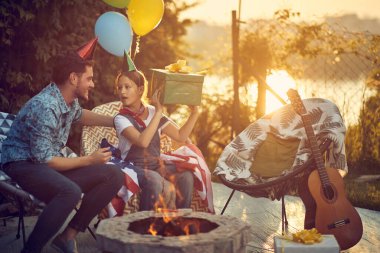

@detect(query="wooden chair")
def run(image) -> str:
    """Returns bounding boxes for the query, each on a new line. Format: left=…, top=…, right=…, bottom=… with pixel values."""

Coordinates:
left=80, top=101, right=211, bottom=217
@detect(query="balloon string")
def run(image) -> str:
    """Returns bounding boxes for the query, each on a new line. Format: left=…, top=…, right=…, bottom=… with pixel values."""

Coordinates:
left=133, top=35, right=140, bottom=60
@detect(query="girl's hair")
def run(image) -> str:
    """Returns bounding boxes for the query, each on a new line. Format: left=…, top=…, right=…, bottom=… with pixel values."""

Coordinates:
left=114, top=70, right=147, bottom=98
left=52, top=52, right=93, bottom=85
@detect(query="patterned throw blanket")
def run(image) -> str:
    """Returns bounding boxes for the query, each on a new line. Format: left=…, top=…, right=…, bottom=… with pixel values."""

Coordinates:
left=105, top=143, right=215, bottom=217
left=215, top=98, right=347, bottom=200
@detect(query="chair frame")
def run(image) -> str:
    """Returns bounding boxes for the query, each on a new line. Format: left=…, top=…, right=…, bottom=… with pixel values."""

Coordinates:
left=219, top=138, right=332, bottom=233
left=0, top=180, right=32, bottom=244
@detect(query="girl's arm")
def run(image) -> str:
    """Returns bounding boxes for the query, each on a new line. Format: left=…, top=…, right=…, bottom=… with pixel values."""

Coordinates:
left=120, top=109, right=162, bottom=148
left=120, top=90, right=163, bottom=148
left=162, top=106, right=200, bottom=143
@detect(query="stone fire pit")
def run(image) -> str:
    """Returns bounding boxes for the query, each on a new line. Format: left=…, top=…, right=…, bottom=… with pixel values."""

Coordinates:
left=96, top=209, right=252, bottom=253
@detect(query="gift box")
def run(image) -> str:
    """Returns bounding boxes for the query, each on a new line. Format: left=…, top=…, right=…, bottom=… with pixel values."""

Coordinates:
left=274, top=235, right=340, bottom=253
left=148, top=69, right=204, bottom=105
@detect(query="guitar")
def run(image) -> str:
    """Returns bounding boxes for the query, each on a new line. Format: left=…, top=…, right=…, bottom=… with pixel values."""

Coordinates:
left=287, top=89, right=363, bottom=250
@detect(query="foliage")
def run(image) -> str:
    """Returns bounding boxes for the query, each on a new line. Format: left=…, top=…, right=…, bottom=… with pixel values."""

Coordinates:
left=239, top=9, right=380, bottom=83
left=346, top=69, right=379, bottom=173
left=238, top=9, right=380, bottom=173
left=169, top=88, right=254, bottom=174
left=344, top=177, right=380, bottom=211
left=358, top=85, right=380, bottom=169
left=239, top=34, right=272, bottom=84
left=191, top=95, right=254, bottom=169
left=0, top=0, right=195, bottom=153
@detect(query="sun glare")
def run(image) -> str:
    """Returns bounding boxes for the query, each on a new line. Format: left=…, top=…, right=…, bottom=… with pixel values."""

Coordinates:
left=247, top=70, right=299, bottom=114
left=265, top=70, right=297, bottom=114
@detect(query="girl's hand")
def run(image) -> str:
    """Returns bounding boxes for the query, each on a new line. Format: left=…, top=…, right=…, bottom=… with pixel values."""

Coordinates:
left=188, top=105, right=200, bottom=115
left=150, top=89, right=163, bottom=112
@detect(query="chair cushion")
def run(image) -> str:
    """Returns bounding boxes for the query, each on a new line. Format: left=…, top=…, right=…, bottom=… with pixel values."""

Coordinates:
left=251, top=134, right=300, bottom=177
left=0, top=134, right=6, bottom=163
left=81, top=101, right=122, bottom=156
left=0, top=112, right=16, bottom=166
left=0, top=112, right=16, bottom=136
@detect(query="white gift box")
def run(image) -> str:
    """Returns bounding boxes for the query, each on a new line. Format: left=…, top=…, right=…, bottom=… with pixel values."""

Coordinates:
left=274, top=235, right=340, bottom=253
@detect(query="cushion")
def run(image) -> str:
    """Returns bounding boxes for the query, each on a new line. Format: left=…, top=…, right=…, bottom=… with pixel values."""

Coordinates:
left=0, top=134, right=6, bottom=164
left=0, top=134, right=6, bottom=151
left=250, top=133, right=300, bottom=178
left=60, top=146, right=78, bottom=158
left=0, top=112, right=16, bottom=136
left=0, top=112, right=16, bottom=165
left=81, top=101, right=121, bottom=156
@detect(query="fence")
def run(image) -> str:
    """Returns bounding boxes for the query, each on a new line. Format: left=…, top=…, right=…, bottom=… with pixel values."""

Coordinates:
left=239, top=15, right=380, bottom=169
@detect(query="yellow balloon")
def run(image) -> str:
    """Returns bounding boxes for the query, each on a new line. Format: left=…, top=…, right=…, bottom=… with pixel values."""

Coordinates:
left=127, top=0, right=164, bottom=36
left=103, top=0, right=131, bottom=9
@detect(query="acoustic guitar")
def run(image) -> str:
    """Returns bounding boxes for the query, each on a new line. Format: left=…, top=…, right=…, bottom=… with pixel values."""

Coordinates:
left=287, top=89, right=363, bottom=250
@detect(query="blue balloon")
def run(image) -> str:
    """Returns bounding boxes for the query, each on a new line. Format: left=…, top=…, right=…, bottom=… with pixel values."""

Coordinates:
left=95, top=12, right=133, bottom=57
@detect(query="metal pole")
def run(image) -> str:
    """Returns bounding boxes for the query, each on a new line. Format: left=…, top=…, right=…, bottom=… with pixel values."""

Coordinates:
left=231, top=10, right=240, bottom=138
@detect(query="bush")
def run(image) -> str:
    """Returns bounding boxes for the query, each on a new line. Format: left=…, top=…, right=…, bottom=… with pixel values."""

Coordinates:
left=344, top=177, right=380, bottom=211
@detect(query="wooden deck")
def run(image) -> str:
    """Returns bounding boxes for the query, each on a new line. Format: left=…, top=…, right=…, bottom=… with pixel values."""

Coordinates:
left=0, top=182, right=379, bottom=253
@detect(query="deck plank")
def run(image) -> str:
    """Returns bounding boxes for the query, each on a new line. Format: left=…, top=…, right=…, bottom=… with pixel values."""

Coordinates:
left=0, top=182, right=378, bottom=253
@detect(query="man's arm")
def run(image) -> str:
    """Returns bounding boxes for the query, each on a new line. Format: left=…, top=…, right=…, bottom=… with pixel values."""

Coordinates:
left=47, top=147, right=112, bottom=171
left=78, top=109, right=114, bottom=127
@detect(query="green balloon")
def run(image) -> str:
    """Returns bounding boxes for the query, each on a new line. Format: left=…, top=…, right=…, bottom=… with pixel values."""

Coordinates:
left=102, top=0, right=131, bottom=9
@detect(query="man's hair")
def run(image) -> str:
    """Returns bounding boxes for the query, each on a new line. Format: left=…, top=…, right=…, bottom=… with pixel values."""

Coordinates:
left=52, top=52, right=94, bottom=85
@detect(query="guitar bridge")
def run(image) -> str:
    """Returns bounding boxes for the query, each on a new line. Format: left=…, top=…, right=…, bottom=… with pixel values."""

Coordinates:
left=328, top=218, right=350, bottom=229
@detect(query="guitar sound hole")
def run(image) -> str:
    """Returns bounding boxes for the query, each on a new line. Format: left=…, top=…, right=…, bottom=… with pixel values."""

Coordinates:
left=323, top=184, right=335, bottom=200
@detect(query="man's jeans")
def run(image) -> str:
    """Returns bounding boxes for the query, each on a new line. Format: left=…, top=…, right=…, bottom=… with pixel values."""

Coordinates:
left=2, top=161, right=123, bottom=253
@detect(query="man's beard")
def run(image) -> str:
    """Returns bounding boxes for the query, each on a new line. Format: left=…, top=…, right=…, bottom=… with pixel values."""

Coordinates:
left=75, top=85, right=89, bottom=101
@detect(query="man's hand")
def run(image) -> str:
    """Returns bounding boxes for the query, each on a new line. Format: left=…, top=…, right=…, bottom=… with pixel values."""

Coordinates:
left=89, top=147, right=112, bottom=164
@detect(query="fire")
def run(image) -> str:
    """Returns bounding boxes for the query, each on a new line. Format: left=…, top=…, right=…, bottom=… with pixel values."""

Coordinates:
left=148, top=223, right=157, bottom=236
left=147, top=194, right=200, bottom=236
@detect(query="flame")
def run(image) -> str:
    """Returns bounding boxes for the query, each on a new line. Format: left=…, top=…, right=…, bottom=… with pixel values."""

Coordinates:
left=148, top=194, right=177, bottom=236
left=148, top=223, right=158, bottom=236
left=146, top=182, right=201, bottom=237
left=183, top=223, right=190, bottom=235
left=147, top=213, right=201, bottom=237
left=181, top=219, right=200, bottom=235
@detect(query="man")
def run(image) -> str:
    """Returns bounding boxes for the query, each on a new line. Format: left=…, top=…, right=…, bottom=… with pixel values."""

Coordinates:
left=1, top=38, right=123, bottom=253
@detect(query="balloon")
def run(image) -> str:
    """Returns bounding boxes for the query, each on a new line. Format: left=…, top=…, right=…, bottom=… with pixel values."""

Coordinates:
left=95, top=12, right=133, bottom=57
left=127, top=0, right=164, bottom=36
left=102, top=0, right=131, bottom=9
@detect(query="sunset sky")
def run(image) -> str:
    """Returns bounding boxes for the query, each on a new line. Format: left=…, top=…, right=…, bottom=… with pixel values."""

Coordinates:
left=182, top=0, right=380, bottom=24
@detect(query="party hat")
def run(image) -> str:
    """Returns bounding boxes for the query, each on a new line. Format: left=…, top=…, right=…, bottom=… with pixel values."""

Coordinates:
left=76, top=37, right=98, bottom=60
left=122, top=50, right=137, bottom=73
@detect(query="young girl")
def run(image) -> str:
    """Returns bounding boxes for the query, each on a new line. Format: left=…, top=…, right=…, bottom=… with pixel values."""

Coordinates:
left=113, top=53, right=200, bottom=210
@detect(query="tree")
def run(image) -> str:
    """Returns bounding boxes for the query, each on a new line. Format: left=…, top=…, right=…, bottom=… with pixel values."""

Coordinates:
left=0, top=0, right=196, bottom=153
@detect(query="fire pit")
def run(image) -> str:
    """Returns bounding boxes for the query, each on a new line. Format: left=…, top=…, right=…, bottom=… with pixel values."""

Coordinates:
left=96, top=209, right=252, bottom=253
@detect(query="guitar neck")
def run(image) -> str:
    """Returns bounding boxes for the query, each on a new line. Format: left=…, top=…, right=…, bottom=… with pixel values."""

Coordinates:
left=301, top=114, right=330, bottom=187
left=287, top=89, right=331, bottom=188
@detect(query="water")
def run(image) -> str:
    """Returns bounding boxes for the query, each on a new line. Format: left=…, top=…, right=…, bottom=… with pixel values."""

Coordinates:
left=201, top=74, right=374, bottom=127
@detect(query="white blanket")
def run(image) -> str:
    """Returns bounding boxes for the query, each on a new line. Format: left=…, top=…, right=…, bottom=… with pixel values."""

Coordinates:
left=215, top=98, right=347, bottom=183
